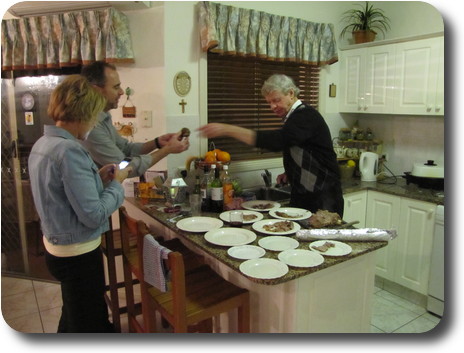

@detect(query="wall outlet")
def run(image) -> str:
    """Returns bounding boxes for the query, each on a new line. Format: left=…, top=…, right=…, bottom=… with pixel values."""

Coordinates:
left=141, top=110, right=152, bottom=127
left=381, top=154, right=388, bottom=161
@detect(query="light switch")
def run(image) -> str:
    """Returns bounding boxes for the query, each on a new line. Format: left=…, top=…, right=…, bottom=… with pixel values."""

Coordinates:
left=141, top=110, right=152, bottom=127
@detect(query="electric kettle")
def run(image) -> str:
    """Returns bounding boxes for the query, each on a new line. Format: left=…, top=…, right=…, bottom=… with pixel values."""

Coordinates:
left=359, top=152, right=379, bottom=181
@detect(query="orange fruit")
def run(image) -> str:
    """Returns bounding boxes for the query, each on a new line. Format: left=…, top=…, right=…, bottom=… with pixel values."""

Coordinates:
left=213, top=149, right=222, bottom=157
left=217, top=150, right=231, bottom=162
left=204, top=151, right=216, bottom=163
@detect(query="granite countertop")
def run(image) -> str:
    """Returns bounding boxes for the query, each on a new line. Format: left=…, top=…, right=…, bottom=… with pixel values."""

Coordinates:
left=341, top=177, right=445, bottom=205
left=126, top=197, right=387, bottom=286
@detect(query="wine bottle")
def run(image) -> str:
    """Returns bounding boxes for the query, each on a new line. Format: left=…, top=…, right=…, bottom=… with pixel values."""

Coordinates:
left=222, top=165, right=234, bottom=210
left=210, top=164, right=223, bottom=213
left=200, top=166, right=212, bottom=212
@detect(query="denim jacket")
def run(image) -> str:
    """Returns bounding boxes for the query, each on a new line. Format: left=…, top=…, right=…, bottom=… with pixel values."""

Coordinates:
left=29, top=125, right=125, bottom=246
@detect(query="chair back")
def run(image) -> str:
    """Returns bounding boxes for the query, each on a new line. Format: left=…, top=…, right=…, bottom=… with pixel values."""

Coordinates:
left=119, top=206, right=138, bottom=255
left=136, top=222, right=188, bottom=326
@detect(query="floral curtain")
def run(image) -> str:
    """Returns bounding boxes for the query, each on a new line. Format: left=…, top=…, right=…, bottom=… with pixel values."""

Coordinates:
left=1, top=7, right=134, bottom=71
left=199, top=1, right=338, bottom=66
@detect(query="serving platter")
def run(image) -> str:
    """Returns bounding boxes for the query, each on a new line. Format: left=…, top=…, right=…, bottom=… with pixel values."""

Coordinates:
left=252, top=219, right=300, bottom=235
left=258, top=236, right=299, bottom=252
left=219, top=210, right=263, bottom=224
left=278, top=249, right=324, bottom=268
left=227, top=245, right=266, bottom=260
left=269, top=207, right=312, bottom=221
left=241, top=200, right=281, bottom=212
left=239, top=258, right=289, bottom=279
left=309, top=240, right=352, bottom=257
left=176, top=216, right=223, bottom=233
left=204, top=228, right=256, bottom=247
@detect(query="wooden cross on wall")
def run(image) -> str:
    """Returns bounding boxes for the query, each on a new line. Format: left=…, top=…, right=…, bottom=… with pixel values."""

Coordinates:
left=179, top=99, right=187, bottom=113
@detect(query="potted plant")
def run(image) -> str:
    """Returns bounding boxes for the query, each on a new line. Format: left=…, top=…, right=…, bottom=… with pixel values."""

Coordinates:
left=340, top=2, right=391, bottom=44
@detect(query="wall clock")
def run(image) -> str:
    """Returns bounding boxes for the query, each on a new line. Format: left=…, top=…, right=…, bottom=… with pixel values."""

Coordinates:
left=21, top=92, right=35, bottom=110
left=173, top=71, right=191, bottom=97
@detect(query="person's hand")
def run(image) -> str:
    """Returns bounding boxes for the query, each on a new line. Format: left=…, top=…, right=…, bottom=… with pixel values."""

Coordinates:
left=276, top=173, right=288, bottom=186
left=164, top=132, right=190, bottom=154
left=114, top=165, right=133, bottom=183
left=99, top=164, right=117, bottom=184
left=156, top=133, right=176, bottom=148
left=197, top=123, right=230, bottom=138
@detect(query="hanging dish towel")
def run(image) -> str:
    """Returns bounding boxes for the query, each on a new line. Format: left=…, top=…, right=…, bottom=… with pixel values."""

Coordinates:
left=143, top=234, right=171, bottom=292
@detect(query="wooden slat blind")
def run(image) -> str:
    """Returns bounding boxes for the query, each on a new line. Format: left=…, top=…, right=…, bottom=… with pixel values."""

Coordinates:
left=207, top=52, right=320, bottom=161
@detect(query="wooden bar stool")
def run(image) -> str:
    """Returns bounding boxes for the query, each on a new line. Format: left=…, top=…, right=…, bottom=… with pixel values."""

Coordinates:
left=136, top=221, right=251, bottom=333
left=119, top=206, right=204, bottom=332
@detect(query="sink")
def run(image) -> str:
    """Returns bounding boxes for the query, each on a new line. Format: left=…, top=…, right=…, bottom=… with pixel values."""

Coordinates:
left=242, top=186, right=291, bottom=202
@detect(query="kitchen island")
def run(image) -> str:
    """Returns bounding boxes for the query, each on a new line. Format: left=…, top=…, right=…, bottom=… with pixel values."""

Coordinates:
left=123, top=197, right=388, bottom=333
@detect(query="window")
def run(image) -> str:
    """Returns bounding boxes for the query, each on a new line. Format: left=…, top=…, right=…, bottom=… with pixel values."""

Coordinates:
left=207, top=52, right=320, bottom=161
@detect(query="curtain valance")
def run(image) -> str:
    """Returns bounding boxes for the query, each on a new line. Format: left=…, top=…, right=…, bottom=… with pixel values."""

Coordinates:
left=1, top=7, right=134, bottom=72
left=199, top=1, right=338, bottom=66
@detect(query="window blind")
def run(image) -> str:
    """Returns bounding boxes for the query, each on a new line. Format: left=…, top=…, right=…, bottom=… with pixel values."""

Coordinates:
left=207, top=52, right=320, bottom=161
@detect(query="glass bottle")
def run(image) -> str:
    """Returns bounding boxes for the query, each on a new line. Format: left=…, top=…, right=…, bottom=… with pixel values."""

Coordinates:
left=222, top=165, right=234, bottom=210
left=200, top=166, right=212, bottom=212
left=210, top=164, right=223, bottom=213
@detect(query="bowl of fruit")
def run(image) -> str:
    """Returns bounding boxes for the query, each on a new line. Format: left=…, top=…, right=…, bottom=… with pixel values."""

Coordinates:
left=185, top=148, right=231, bottom=172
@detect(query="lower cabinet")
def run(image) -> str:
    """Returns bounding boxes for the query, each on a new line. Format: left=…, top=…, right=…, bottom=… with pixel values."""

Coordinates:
left=344, top=190, right=436, bottom=295
left=343, top=191, right=367, bottom=228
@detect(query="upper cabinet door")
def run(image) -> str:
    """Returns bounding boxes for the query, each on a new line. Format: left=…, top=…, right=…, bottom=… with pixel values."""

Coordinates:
left=364, top=44, right=396, bottom=113
left=339, top=48, right=366, bottom=113
left=394, top=37, right=444, bottom=115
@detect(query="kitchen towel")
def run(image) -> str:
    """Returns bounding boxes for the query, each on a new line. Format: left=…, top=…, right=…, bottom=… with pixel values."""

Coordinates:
left=296, top=228, right=397, bottom=242
left=143, top=234, right=172, bottom=292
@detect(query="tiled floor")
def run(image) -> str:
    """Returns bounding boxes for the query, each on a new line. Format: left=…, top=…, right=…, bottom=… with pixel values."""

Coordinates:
left=1, top=275, right=441, bottom=333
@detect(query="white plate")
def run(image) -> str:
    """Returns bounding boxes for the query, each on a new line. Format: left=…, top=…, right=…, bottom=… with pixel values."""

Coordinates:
left=239, top=258, right=289, bottom=279
left=176, top=217, right=223, bottom=233
left=269, top=207, right=312, bottom=221
left=252, top=219, right=300, bottom=235
left=258, top=236, right=299, bottom=252
left=219, top=210, right=264, bottom=224
left=241, top=200, right=281, bottom=212
left=227, top=245, right=266, bottom=260
left=309, top=240, right=353, bottom=256
left=204, top=228, right=257, bottom=246
left=278, top=249, right=324, bottom=268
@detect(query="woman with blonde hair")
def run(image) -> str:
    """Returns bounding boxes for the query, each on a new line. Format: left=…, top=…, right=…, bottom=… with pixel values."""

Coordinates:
left=29, top=75, right=132, bottom=332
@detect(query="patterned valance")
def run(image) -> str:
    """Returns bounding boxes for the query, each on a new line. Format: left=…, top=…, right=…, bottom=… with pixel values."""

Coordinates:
left=1, top=7, right=134, bottom=71
left=199, top=1, right=338, bottom=66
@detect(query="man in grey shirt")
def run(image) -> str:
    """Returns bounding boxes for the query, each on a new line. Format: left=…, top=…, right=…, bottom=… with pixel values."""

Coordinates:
left=81, top=61, right=189, bottom=177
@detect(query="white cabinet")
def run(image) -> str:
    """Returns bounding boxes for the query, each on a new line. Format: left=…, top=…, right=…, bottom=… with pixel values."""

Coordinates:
left=366, top=191, right=436, bottom=295
left=394, top=36, right=444, bottom=115
left=339, top=45, right=396, bottom=114
left=366, top=192, right=401, bottom=282
left=339, top=36, right=444, bottom=116
left=343, top=191, right=367, bottom=228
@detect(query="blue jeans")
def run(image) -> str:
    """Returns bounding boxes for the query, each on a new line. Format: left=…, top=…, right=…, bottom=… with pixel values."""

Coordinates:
left=45, top=247, right=115, bottom=333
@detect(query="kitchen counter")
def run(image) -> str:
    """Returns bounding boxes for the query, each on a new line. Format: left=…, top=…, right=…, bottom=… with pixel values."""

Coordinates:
left=125, top=197, right=387, bottom=285
left=123, top=197, right=388, bottom=332
left=341, top=177, right=445, bottom=205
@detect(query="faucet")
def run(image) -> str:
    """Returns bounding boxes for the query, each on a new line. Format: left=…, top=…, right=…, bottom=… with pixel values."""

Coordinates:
left=261, top=169, right=272, bottom=188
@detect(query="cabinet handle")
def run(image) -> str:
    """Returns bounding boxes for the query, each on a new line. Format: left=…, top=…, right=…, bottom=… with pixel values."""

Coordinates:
left=427, top=209, right=435, bottom=219
left=435, top=105, right=442, bottom=112
left=426, top=105, right=433, bottom=112
left=347, top=200, right=352, bottom=207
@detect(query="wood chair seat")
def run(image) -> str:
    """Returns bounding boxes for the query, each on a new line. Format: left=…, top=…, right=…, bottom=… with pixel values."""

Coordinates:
left=136, top=223, right=250, bottom=333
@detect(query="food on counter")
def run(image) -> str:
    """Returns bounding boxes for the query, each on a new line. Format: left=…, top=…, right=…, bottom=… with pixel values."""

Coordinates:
left=308, top=210, right=342, bottom=228
left=275, top=211, right=302, bottom=219
left=243, top=214, right=258, bottom=221
left=311, top=241, right=335, bottom=253
left=263, top=221, right=294, bottom=233
left=252, top=203, right=275, bottom=210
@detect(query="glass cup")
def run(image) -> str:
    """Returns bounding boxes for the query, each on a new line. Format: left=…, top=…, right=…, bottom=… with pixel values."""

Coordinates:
left=229, top=211, right=243, bottom=227
left=189, top=193, right=202, bottom=216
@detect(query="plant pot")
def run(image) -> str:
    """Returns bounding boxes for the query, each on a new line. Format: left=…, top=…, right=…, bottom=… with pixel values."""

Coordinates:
left=352, top=30, right=376, bottom=44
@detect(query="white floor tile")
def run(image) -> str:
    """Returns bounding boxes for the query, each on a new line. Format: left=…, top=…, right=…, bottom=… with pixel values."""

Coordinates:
left=393, top=314, right=439, bottom=333
left=371, top=294, right=421, bottom=333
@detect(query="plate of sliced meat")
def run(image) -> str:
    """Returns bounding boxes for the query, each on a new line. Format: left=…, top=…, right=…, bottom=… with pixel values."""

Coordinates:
left=309, top=240, right=352, bottom=256
left=269, top=207, right=312, bottom=221
left=252, top=219, right=300, bottom=235
left=241, top=200, right=281, bottom=212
